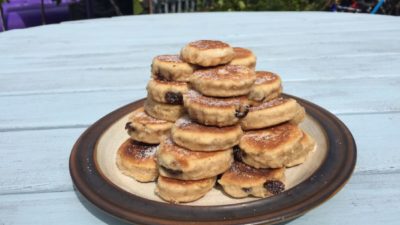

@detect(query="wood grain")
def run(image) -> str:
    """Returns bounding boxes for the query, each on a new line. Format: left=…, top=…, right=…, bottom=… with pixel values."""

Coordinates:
left=1, top=13, right=399, bottom=95
left=1, top=53, right=399, bottom=96
left=0, top=11, right=399, bottom=225
left=0, top=77, right=399, bottom=130
left=0, top=172, right=398, bottom=225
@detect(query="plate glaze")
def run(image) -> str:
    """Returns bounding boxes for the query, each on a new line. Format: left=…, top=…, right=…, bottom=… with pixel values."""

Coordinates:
left=70, top=95, right=356, bottom=224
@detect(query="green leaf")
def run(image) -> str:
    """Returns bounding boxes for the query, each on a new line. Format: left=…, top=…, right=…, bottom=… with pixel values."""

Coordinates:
left=133, top=0, right=143, bottom=15
left=238, top=1, right=246, bottom=10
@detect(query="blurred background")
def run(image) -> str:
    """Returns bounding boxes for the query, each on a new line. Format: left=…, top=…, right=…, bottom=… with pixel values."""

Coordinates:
left=1, top=0, right=399, bottom=32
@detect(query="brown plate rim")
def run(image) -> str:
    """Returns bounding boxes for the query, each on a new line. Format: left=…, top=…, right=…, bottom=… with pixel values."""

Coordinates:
left=69, top=94, right=357, bottom=225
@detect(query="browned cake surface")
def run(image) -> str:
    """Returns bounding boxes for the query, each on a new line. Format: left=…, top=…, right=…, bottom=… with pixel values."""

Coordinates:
left=118, top=139, right=158, bottom=164
left=188, top=40, right=230, bottom=49
left=174, top=116, right=240, bottom=133
left=160, top=137, right=226, bottom=163
left=193, top=65, right=254, bottom=81
left=232, top=47, right=253, bottom=59
left=184, top=90, right=247, bottom=109
left=129, top=107, right=170, bottom=125
left=222, top=161, right=284, bottom=183
left=150, top=77, right=187, bottom=86
left=158, top=176, right=214, bottom=186
left=254, top=71, right=280, bottom=85
left=240, top=123, right=303, bottom=151
left=154, top=54, right=185, bottom=63
left=249, top=97, right=289, bottom=111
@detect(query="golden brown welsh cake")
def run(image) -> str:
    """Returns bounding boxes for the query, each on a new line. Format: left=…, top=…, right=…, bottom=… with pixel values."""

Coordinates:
left=238, top=123, right=304, bottom=168
left=144, top=96, right=185, bottom=122
left=146, top=78, right=188, bottom=105
left=286, top=132, right=316, bottom=167
left=229, top=47, right=257, bottom=69
left=218, top=161, right=285, bottom=198
left=116, top=139, right=159, bottom=182
left=151, top=55, right=194, bottom=82
left=248, top=71, right=282, bottom=102
left=156, top=137, right=233, bottom=180
left=114, top=38, right=319, bottom=204
left=125, top=107, right=173, bottom=144
left=291, top=104, right=306, bottom=124
left=240, top=97, right=305, bottom=130
left=183, top=89, right=250, bottom=127
left=190, top=65, right=256, bottom=97
left=171, top=116, right=243, bottom=151
left=180, top=40, right=234, bottom=67
left=155, top=176, right=216, bottom=203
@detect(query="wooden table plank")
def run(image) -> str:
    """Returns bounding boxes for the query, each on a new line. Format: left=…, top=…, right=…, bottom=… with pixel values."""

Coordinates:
left=1, top=30, right=398, bottom=65
left=0, top=128, right=83, bottom=195
left=1, top=13, right=399, bottom=95
left=292, top=172, right=400, bottom=225
left=0, top=89, right=146, bottom=131
left=1, top=13, right=398, bottom=48
left=0, top=12, right=399, bottom=225
left=1, top=77, right=399, bottom=130
left=1, top=52, right=399, bottom=96
left=0, top=191, right=105, bottom=225
left=0, top=113, right=398, bottom=195
left=1, top=172, right=399, bottom=225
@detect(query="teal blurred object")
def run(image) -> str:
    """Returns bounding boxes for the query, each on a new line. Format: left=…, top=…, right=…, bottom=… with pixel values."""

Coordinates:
left=371, top=0, right=385, bottom=14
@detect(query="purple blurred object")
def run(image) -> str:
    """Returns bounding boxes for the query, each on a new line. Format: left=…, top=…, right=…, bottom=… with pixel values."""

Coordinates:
left=1, top=0, right=77, bottom=31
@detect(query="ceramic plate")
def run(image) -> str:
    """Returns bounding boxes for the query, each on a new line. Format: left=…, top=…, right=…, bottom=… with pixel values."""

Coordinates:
left=69, top=94, right=356, bottom=224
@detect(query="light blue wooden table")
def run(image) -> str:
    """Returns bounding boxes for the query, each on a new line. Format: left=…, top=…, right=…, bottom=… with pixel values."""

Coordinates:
left=0, top=12, right=399, bottom=224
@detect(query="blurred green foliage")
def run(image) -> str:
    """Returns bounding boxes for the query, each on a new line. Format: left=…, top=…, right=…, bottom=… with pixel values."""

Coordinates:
left=133, top=0, right=143, bottom=14
left=197, top=0, right=329, bottom=11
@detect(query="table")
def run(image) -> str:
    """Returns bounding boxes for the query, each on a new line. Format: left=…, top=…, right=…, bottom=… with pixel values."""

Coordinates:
left=0, top=12, right=399, bottom=225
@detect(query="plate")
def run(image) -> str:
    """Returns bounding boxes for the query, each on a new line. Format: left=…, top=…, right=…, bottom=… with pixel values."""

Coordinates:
left=69, top=94, right=356, bottom=224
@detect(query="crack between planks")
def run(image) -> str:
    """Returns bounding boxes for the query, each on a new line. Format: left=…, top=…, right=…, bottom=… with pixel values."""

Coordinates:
left=0, top=124, right=89, bottom=133
left=334, top=110, right=400, bottom=116
left=0, top=86, right=145, bottom=97
left=0, top=187, right=73, bottom=197
left=355, top=168, right=400, bottom=176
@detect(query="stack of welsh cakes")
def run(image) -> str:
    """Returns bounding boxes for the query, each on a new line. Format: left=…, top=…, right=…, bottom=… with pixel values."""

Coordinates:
left=116, top=40, right=316, bottom=203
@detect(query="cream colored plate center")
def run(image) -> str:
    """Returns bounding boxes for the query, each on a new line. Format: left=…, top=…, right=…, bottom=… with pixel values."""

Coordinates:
left=96, top=113, right=327, bottom=206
